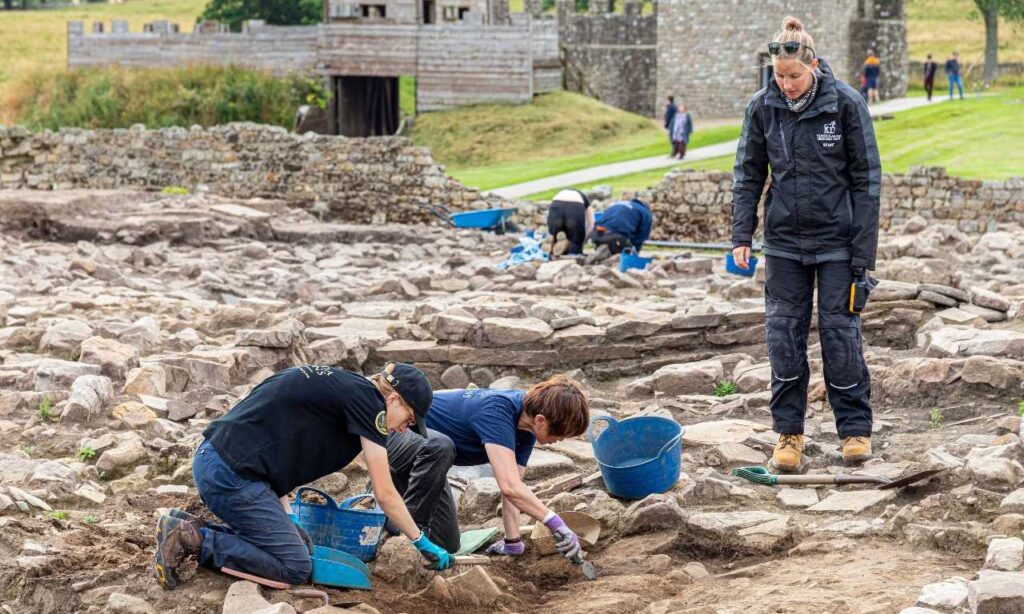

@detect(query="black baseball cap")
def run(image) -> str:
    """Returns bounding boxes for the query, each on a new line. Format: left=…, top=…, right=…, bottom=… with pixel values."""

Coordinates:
left=381, top=362, right=433, bottom=437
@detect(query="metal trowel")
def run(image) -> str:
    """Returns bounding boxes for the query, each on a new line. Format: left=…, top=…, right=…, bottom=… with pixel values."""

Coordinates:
left=572, top=553, right=599, bottom=580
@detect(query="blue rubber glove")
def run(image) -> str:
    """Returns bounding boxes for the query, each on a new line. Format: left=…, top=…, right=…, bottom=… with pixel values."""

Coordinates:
left=544, top=513, right=581, bottom=560
left=485, top=538, right=526, bottom=556
left=411, top=532, right=452, bottom=571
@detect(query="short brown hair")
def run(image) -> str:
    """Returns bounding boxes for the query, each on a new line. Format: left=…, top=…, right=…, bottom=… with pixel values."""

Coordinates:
left=522, top=375, right=589, bottom=438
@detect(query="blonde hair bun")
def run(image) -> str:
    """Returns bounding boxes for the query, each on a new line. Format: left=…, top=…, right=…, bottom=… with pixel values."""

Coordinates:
left=783, top=16, right=804, bottom=32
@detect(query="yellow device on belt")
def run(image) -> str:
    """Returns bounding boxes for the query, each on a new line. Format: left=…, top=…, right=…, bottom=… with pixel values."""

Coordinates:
left=849, top=274, right=877, bottom=314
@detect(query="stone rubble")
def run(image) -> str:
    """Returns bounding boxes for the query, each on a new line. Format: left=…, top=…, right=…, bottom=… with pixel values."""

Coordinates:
left=0, top=189, right=1021, bottom=613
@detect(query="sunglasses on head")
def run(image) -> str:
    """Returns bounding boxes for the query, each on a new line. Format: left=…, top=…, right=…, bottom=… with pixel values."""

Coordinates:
left=768, top=41, right=815, bottom=57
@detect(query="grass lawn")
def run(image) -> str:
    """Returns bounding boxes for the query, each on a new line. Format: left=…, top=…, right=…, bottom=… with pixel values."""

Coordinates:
left=0, top=0, right=206, bottom=121
left=523, top=87, right=1024, bottom=200
left=906, top=0, right=1024, bottom=63
left=414, top=91, right=740, bottom=191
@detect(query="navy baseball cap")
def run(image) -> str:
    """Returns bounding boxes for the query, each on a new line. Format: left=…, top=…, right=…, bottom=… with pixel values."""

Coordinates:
left=381, top=362, right=433, bottom=437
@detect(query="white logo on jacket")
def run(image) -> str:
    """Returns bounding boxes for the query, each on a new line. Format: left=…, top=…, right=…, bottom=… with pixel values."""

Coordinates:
left=817, top=120, right=842, bottom=148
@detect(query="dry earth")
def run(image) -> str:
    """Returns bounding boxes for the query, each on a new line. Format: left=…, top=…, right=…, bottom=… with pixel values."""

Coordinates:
left=0, top=189, right=1023, bottom=614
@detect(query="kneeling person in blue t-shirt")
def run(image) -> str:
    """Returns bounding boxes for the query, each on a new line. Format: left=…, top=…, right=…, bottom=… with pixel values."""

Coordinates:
left=386, top=375, right=590, bottom=559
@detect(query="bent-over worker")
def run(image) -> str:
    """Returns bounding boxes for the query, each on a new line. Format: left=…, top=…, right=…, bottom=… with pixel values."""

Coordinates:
left=154, top=362, right=452, bottom=590
left=385, top=375, right=590, bottom=559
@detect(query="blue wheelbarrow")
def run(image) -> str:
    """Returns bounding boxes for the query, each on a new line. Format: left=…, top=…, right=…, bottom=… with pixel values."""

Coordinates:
left=415, top=202, right=518, bottom=233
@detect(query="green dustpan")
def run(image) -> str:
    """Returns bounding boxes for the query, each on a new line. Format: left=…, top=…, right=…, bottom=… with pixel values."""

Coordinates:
left=455, top=528, right=499, bottom=556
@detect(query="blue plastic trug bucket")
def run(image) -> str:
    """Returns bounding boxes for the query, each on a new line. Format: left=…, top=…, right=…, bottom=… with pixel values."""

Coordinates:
left=589, top=415, right=684, bottom=500
left=291, top=488, right=386, bottom=563
left=725, top=252, right=759, bottom=277
left=619, top=250, right=652, bottom=273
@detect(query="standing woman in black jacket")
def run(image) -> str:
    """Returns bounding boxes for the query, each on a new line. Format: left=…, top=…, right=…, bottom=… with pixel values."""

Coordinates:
left=730, top=16, right=881, bottom=472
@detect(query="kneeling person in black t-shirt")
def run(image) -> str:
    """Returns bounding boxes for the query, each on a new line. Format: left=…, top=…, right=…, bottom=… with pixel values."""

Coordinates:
left=154, top=362, right=452, bottom=590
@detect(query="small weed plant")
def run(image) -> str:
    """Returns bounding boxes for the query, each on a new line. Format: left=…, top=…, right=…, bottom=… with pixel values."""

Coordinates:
left=48, top=511, right=68, bottom=521
left=161, top=186, right=189, bottom=195
left=929, top=408, right=944, bottom=428
left=1018, top=400, right=1024, bottom=417
left=37, top=397, right=54, bottom=422
left=714, top=381, right=738, bottom=397
left=83, top=515, right=101, bottom=524
left=76, top=446, right=96, bottom=462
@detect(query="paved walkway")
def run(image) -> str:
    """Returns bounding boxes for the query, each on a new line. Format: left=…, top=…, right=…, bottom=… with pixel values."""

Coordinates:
left=488, top=96, right=944, bottom=199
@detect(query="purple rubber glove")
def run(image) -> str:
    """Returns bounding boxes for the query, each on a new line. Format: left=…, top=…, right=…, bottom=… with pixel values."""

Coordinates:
left=485, top=538, right=526, bottom=557
left=543, top=513, right=581, bottom=560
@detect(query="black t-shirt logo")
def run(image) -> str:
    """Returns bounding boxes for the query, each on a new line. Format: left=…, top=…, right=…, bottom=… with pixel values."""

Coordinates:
left=375, top=411, right=388, bottom=435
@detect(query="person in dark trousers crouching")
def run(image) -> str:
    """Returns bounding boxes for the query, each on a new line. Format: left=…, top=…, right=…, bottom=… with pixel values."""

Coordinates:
left=547, top=188, right=593, bottom=257
left=153, top=363, right=452, bottom=590
left=387, top=376, right=590, bottom=559
left=587, top=198, right=654, bottom=263
left=730, top=16, right=881, bottom=472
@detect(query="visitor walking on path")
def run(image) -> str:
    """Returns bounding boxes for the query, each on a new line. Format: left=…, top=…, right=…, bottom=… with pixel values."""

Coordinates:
left=670, top=103, right=694, bottom=159
left=731, top=16, right=881, bottom=473
left=663, top=96, right=678, bottom=155
left=923, top=53, right=938, bottom=101
left=863, top=49, right=881, bottom=104
left=945, top=51, right=964, bottom=100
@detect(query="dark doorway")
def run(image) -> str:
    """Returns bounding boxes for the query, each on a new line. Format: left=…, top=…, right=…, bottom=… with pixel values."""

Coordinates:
left=422, top=0, right=434, bottom=23
left=332, top=76, right=400, bottom=137
left=759, top=53, right=774, bottom=90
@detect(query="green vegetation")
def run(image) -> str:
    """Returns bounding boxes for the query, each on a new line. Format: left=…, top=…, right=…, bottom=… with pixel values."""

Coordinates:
left=907, top=0, right=1024, bottom=63
left=10, top=66, right=324, bottom=130
left=930, top=407, right=945, bottom=428
left=83, top=514, right=101, bottom=524
left=413, top=91, right=740, bottom=191
left=37, top=396, right=54, bottom=422
left=161, top=186, right=191, bottom=196
left=198, top=0, right=321, bottom=31
left=868, top=87, right=1024, bottom=179
left=1018, top=400, right=1024, bottom=417
left=0, top=0, right=206, bottom=118
left=400, top=76, right=417, bottom=118
left=76, top=446, right=97, bottom=462
left=713, top=381, right=738, bottom=397
left=525, top=87, right=1024, bottom=200
left=48, top=510, right=69, bottom=521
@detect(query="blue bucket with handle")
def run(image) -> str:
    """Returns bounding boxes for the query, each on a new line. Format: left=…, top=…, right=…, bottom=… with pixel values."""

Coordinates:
left=619, top=248, right=652, bottom=273
left=291, top=487, right=386, bottom=563
left=588, top=415, right=684, bottom=500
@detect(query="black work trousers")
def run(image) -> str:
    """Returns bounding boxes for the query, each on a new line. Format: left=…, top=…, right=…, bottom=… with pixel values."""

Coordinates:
left=591, top=230, right=630, bottom=254
left=547, top=202, right=587, bottom=255
left=764, top=256, right=872, bottom=438
left=385, top=429, right=461, bottom=552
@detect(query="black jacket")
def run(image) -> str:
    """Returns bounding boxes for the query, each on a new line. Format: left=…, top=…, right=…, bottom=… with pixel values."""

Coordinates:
left=731, top=59, right=881, bottom=270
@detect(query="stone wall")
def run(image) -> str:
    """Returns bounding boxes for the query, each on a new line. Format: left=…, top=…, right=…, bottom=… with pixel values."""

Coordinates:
left=557, top=0, right=657, bottom=117
left=655, top=0, right=908, bottom=118
left=849, top=0, right=908, bottom=101
left=628, top=166, right=1024, bottom=242
left=0, top=124, right=509, bottom=224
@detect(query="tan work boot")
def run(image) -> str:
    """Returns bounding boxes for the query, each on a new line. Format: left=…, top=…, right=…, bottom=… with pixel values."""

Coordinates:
left=154, top=514, right=203, bottom=590
left=842, top=436, right=872, bottom=462
left=772, top=434, right=805, bottom=472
